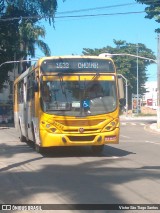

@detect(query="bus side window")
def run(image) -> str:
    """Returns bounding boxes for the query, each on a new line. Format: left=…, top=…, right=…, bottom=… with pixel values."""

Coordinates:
left=33, top=74, right=39, bottom=92
left=42, top=82, right=50, bottom=102
left=18, top=81, right=24, bottom=103
left=27, top=73, right=35, bottom=101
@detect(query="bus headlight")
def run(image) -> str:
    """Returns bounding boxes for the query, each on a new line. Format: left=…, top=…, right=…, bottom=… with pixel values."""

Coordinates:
left=41, top=121, right=58, bottom=133
left=46, top=126, right=58, bottom=133
left=46, top=124, right=50, bottom=128
left=104, top=119, right=119, bottom=132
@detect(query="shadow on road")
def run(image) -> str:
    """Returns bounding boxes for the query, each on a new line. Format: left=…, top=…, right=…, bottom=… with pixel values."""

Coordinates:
left=0, top=139, right=135, bottom=159
left=1, top=129, right=159, bottom=207
left=0, top=147, right=160, bottom=205
left=39, top=145, right=135, bottom=158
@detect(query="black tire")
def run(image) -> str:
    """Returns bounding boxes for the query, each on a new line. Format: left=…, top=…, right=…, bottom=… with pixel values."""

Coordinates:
left=91, top=145, right=104, bottom=154
left=31, top=124, right=42, bottom=153
left=31, top=124, right=36, bottom=143
left=35, top=144, right=43, bottom=153
left=19, top=124, right=26, bottom=142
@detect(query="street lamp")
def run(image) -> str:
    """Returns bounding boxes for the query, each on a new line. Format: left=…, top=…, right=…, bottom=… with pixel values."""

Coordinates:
left=0, top=59, right=38, bottom=99
left=0, top=59, right=38, bottom=69
left=100, top=53, right=157, bottom=63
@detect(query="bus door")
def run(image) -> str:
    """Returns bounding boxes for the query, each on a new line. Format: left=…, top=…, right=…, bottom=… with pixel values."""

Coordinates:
left=22, top=79, right=28, bottom=138
left=26, top=74, right=35, bottom=140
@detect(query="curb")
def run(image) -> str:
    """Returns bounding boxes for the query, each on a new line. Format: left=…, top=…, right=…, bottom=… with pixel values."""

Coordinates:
left=120, top=115, right=157, bottom=121
left=149, top=123, right=160, bottom=134
left=120, top=115, right=160, bottom=134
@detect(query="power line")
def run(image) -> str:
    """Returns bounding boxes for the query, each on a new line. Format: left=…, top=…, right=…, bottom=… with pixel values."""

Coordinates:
left=55, top=11, right=145, bottom=19
left=0, top=11, right=145, bottom=22
left=0, top=2, right=139, bottom=17
left=56, top=0, right=160, bottom=17
left=0, top=0, right=160, bottom=22
left=56, top=2, right=138, bottom=15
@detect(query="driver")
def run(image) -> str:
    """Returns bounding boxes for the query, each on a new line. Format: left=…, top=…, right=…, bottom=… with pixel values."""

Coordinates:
left=88, top=83, right=104, bottom=98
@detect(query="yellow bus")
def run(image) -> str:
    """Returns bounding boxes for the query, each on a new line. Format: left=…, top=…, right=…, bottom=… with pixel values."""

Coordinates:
left=14, top=55, right=124, bottom=153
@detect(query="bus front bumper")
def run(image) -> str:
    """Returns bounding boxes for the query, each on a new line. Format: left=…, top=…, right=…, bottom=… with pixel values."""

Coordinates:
left=40, top=128, right=119, bottom=147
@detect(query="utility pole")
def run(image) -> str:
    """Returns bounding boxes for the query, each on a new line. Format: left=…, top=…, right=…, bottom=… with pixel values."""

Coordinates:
left=136, top=44, right=139, bottom=114
left=157, top=34, right=160, bottom=128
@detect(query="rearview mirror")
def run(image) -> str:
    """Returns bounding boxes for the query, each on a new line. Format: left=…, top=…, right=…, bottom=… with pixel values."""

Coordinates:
left=117, top=75, right=124, bottom=100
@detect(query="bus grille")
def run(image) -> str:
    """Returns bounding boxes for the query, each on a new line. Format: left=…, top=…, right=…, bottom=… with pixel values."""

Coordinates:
left=68, top=135, right=95, bottom=142
left=63, top=129, right=99, bottom=133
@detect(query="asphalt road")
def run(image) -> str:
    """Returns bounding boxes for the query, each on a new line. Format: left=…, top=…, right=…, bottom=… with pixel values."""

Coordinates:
left=0, top=119, right=160, bottom=213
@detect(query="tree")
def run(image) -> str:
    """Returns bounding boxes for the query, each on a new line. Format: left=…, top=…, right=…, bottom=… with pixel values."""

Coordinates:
left=19, top=20, right=51, bottom=57
left=82, top=40, right=156, bottom=107
left=0, top=0, right=57, bottom=24
left=0, top=6, right=20, bottom=87
left=136, top=0, right=160, bottom=32
left=0, top=0, right=58, bottom=88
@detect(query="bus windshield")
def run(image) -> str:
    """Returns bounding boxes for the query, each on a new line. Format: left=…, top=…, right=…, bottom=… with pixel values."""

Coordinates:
left=40, top=77, right=117, bottom=116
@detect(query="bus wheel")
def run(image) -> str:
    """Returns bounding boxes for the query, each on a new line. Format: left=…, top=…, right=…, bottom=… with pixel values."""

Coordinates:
left=91, top=145, right=104, bottom=154
left=19, top=125, right=26, bottom=142
left=35, top=144, right=43, bottom=153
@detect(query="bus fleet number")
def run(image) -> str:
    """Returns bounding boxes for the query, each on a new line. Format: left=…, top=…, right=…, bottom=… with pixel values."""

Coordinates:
left=56, top=62, right=69, bottom=69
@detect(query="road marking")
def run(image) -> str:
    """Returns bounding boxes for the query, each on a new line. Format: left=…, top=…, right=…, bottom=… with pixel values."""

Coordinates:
left=145, top=141, right=160, bottom=145
left=112, top=156, right=121, bottom=159
left=120, top=135, right=130, bottom=139
left=121, top=122, right=146, bottom=126
left=120, top=140, right=160, bottom=145
left=120, top=140, right=145, bottom=143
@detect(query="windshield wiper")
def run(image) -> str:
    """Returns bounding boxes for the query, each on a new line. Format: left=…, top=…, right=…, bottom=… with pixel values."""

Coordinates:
left=58, top=73, right=68, bottom=102
left=91, top=72, right=100, bottom=80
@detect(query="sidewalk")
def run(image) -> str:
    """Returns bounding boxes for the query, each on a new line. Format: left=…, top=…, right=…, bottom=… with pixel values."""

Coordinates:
left=120, top=115, right=157, bottom=121
left=149, top=123, right=160, bottom=133
left=120, top=114, right=160, bottom=134
left=0, top=122, right=14, bottom=129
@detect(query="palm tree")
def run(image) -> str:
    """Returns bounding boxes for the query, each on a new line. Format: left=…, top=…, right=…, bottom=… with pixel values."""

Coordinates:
left=0, top=1, right=56, bottom=85
left=19, top=21, right=51, bottom=59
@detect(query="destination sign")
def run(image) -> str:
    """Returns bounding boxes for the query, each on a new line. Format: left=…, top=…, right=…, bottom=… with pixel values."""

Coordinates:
left=40, top=58, right=114, bottom=73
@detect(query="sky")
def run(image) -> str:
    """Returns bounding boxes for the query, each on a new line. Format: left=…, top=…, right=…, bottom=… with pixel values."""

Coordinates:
left=36, top=0, right=159, bottom=82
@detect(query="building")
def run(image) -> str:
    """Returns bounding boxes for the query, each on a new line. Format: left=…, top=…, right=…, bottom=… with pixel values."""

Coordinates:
left=144, top=81, right=157, bottom=110
left=0, top=68, right=19, bottom=123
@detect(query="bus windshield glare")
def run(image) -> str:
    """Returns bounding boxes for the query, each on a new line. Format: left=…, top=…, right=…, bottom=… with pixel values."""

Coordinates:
left=40, top=78, right=117, bottom=116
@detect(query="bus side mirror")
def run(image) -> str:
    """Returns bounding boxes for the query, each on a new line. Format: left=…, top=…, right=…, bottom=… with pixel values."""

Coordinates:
left=33, top=80, right=39, bottom=92
left=118, top=76, right=124, bottom=100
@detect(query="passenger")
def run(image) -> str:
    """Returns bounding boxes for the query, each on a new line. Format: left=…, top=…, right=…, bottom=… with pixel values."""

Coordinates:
left=88, top=83, right=104, bottom=98
left=43, top=83, right=50, bottom=102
